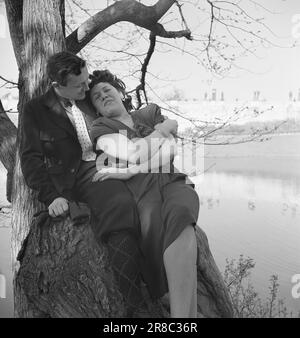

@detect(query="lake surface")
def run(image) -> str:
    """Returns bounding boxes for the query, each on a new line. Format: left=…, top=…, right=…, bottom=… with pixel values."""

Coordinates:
left=195, top=172, right=300, bottom=314
left=0, top=133, right=300, bottom=317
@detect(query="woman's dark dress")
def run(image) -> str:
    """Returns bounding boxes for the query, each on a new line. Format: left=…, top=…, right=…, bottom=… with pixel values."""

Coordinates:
left=91, top=103, right=199, bottom=299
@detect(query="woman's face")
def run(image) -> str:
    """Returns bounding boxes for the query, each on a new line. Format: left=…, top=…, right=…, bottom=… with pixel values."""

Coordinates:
left=90, top=82, right=125, bottom=117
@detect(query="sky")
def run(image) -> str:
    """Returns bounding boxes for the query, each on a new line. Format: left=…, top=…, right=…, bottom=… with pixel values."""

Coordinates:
left=146, top=0, right=300, bottom=102
left=0, top=0, right=300, bottom=103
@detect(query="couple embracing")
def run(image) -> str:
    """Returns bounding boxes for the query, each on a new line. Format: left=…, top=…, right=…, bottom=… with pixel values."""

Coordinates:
left=20, top=51, right=200, bottom=318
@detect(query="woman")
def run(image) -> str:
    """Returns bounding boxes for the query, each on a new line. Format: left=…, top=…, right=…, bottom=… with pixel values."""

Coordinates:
left=89, top=70, right=199, bottom=318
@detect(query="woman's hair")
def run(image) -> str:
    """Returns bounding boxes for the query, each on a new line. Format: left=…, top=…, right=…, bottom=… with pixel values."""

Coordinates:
left=89, top=70, right=133, bottom=112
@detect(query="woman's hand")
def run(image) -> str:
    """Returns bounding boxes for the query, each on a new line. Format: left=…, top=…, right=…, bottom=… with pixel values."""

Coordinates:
left=155, top=118, right=178, bottom=136
left=92, top=167, right=134, bottom=182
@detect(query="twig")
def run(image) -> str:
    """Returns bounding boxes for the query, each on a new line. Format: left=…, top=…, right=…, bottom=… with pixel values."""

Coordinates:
left=0, top=75, right=18, bottom=86
left=136, top=32, right=157, bottom=108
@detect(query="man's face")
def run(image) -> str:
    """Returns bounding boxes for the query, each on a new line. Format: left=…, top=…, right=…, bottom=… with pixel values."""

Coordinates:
left=54, top=66, right=90, bottom=101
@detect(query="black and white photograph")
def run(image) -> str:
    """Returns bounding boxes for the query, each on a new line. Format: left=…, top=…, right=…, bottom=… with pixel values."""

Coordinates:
left=0, top=0, right=300, bottom=321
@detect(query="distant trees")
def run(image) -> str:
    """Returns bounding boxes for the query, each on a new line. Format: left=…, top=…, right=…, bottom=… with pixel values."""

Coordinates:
left=163, top=87, right=186, bottom=101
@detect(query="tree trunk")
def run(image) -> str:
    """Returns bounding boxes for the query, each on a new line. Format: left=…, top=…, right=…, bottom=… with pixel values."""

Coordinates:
left=4, top=0, right=66, bottom=308
left=6, top=0, right=66, bottom=270
left=3, top=0, right=234, bottom=318
left=15, top=213, right=233, bottom=318
left=0, top=100, right=17, bottom=202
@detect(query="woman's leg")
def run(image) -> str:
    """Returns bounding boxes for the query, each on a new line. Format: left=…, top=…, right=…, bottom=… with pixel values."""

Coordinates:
left=189, top=265, right=198, bottom=316
left=161, top=179, right=199, bottom=318
left=163, top=225, right=197, bottom=318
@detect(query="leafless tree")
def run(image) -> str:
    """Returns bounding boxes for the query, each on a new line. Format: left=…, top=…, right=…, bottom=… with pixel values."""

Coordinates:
left=0, top=0, right=283, bottom=318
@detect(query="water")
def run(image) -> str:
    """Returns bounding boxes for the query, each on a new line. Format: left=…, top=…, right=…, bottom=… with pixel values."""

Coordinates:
left=0, top=134, right=300, bottom=316
left=195, top=172, right=300, bottom=314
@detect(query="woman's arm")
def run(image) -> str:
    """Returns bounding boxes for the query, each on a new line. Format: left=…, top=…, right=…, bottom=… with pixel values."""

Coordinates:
left=93, top=135, right=177, bottom=182
left=129, top=134, right=177, bottom=173
left=96, top=119, right=178, bottom=165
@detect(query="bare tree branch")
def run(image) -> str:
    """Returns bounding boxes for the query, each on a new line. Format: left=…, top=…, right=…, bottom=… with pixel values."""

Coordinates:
left=175, top=0, right=189, bottom=30
left=136, top=32, right=156, bottom=108
left=0, top=75, right=18, bottom=87
left=66, top=0, right=191, bottom=54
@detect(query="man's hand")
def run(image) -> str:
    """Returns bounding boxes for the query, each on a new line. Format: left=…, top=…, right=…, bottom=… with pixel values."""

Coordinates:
left=48, top=197, right=69, bottom=218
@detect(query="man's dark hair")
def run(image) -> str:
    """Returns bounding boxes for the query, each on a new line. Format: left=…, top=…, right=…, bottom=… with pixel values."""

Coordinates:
left=47, top=51, right=86, bottom=86
left=89, top=69, right=133, bottom=112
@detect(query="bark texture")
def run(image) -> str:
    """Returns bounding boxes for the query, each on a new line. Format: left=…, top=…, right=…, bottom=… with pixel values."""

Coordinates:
left=5, top=0, right=66, bottom=275
left=15, top=213, right=233, bottom=318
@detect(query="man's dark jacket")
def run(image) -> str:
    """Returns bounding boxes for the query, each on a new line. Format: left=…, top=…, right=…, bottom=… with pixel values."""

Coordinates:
left=20, top=87, right=97, bottom=206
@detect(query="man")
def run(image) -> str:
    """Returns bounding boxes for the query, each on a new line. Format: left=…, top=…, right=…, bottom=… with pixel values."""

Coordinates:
left=20, top=51, right=143, bottom=314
